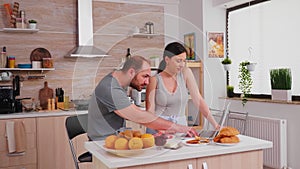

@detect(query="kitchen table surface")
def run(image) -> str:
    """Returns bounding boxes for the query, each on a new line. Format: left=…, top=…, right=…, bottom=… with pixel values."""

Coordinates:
left=85, top=135, right=272, bottom=169
left=0, top=109, right=87, bottom=119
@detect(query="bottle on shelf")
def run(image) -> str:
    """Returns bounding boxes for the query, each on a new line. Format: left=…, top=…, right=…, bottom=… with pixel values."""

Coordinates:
left=126, top=48, right=131, bottom=60
left=1, top=46, right=7, bottom=68
left=118, top=48, right=131, bottom=69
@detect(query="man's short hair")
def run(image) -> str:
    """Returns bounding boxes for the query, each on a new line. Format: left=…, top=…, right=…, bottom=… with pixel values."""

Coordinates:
left=121, top=55, right=150, bottom=73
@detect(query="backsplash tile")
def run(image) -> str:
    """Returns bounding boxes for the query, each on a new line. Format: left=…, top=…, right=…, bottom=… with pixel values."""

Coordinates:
left=0, top=0, right=164, bottom=102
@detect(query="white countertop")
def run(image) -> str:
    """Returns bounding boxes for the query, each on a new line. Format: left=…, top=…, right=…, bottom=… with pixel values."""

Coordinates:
left=0, top=110, right=88, bottom=119
left=85, top=135, right=272, bottom=169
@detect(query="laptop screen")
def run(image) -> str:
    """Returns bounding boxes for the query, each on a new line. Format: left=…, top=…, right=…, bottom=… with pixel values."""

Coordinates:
left=198, top=103, right=231, bottom=139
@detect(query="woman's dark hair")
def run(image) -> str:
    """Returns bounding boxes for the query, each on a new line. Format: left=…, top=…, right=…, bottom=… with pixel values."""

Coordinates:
left=158, top=42, right=187, bottom=73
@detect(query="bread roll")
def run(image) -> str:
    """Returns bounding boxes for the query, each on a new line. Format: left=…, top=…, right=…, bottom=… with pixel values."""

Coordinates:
left=105, top=135, right=118, bottom=149
left=114, top=138, right=129, bottom=150
left=128, top=137, right=143, bottom=150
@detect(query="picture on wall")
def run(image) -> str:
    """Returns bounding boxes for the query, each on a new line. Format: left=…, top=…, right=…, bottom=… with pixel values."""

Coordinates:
left=184, top=33, right=196, bottom=60
left=207, top=32, right=225, bottom=58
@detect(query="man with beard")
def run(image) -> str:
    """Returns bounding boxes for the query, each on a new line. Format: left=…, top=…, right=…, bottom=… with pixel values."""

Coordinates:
left=88, top=55, right=197, bottom=140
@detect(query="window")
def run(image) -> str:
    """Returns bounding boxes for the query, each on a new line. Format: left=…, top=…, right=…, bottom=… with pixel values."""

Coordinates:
left=227, top=0, right=300, bottom=98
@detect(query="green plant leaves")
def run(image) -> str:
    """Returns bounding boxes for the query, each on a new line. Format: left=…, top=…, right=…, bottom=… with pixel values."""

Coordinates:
left=270, top=68, right=292, bottom=90
left=238, top=61, right=253, bottom=106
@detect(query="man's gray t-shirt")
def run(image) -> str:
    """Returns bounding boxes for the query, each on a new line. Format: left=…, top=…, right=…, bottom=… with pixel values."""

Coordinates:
left=87, top=73, right=131, bottom=140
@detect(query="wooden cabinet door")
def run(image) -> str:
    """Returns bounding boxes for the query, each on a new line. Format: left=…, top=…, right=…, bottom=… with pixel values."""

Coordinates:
left=196, top=150, right=263, bottom=169
left=0, top=118, right=37, bottom=168
left=36, top=116, right=74, bottom=169
left=121, top=159, right=197, bottom=169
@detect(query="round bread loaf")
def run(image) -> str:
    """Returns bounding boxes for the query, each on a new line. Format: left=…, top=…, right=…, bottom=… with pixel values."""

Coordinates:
left=114, top=138, right=129, bottom=150
left=105, top=135, right=118, bottom=149
left=141, top=134, right=155, bottom=148
left=219, top=126, right=240, bottom=136
left=128, top=137, right=143, bottom=150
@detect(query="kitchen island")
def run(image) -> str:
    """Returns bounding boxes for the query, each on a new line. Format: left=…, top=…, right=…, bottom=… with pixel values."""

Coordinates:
left=85, top=135, right=272, bottom=169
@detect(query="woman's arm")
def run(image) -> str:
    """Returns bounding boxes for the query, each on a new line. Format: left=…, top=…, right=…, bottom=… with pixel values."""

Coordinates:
left=145, top=76, right=157, bottom=113
left=183, top=67, right=220, bottom=129
left=115, top=105, right=197, bottom=136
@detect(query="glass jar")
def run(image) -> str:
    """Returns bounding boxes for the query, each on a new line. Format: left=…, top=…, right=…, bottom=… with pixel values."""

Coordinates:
left=8, top=56, right=15, bottom=68
left=42, top=58, right=53, bottom=68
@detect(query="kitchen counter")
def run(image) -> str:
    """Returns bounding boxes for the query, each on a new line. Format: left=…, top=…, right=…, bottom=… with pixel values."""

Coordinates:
left=0, top=109, right=87, bottom=119
left=85, top=135, right=272, bottom=169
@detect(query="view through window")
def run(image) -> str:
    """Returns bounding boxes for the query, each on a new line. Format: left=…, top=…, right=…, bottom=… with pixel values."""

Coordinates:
left=227, top=0, right=300, bottom=96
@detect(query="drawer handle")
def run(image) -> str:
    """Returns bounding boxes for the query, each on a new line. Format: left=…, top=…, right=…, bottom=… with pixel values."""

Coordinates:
left=7, top=152, right=25, bottom=157
left=202, top=162, right=208, bottom=169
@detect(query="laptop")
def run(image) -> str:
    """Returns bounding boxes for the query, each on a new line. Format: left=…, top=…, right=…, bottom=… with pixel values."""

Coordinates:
left=198, top=102, right=231, bottom=139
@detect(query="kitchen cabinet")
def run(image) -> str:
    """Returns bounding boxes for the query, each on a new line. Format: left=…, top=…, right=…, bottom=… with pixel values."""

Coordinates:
left=36, top=116, right=73, bottom=169
left=112, top=159, right=197, bottom=169
left=196, top=150, right=263, bottom=169
left=110, top=150, right=262, bottom=169
left=36, top=115, right=92, bottom=169
left=0, top=118, right=37, bottom=169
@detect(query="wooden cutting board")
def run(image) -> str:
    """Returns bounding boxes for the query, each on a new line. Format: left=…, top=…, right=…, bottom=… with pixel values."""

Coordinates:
left=38, top=81, right=54, bottom=110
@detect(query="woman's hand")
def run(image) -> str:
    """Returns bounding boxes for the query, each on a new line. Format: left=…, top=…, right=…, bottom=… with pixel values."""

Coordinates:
left=186, top=127, right=199, bottom=137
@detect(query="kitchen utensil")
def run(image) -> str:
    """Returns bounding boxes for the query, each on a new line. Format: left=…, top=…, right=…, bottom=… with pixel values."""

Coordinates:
left=38, top=81, right=54, bottom=110
left=30, top=47, right=51, bottom=62
left=145, top=22, right=154, bottom=34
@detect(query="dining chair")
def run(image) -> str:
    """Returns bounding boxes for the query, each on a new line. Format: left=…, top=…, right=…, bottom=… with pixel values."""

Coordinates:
left=65, top=114, right=92, bottom=169
left=226, top=110, right=248, bottom=135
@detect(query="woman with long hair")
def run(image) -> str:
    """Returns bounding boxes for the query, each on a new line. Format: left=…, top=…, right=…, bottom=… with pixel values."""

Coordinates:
left=145, top=42, right=219, bottom=133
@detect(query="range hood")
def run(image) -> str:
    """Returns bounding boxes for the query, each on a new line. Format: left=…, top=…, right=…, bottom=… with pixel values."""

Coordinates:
left=66, top=0, right=110, bottom=57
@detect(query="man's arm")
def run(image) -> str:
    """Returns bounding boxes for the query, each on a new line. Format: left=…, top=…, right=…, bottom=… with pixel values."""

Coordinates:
left=114, top=104, right=197, bottom=135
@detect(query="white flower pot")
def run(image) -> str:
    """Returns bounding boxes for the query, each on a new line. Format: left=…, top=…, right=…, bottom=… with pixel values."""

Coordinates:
left=246, top=63, right=256, bottom=71
left=223, top=64, right=231, bottom=71
left=271, top=89, right=292, bottom=101
left=29, top=23, right=37, bottom=29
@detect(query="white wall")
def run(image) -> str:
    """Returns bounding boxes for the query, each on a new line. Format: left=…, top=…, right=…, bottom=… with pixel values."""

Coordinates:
left=179, top=0, right=299, bottom=168
left=202, top=0, right=227, bottom=109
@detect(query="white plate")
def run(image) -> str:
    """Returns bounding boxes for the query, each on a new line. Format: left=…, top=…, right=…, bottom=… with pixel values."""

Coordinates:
left=215, top=142, right=239, bottom=146
left=182, top=138, right=209, bottom=147
left=100, top=145, right=154, bottom=156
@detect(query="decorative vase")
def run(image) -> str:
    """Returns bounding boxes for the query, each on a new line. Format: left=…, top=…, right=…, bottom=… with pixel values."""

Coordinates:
left=246, top=63, right=256, bottom=71
left=271, top=89, right=292, bottom=101
left=29, top=23, right=37, bottom=29
left=223, top=64, right=231, bottom=71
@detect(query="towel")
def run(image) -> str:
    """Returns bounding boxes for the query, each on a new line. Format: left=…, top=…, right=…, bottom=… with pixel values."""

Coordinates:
left=6, top=121, right=15, bottom=153
left=6, top=120, right=27, bottom=154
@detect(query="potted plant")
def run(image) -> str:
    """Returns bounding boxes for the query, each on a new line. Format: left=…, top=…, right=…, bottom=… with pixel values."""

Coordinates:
left=221, top=57, right=232, bottom=71
left=28, top=19, right=37, bottom=29
left=227, top=85, right=234, bottom=98
left=242, top=60, right=257, bottom=71
left=238, top=61, right=253, bottom=106
left=270, top=68, right=292, bottom=101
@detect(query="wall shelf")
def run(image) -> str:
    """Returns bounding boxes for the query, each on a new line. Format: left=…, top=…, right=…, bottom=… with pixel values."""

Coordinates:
left=0, top=68, right=54, bottom=71
left=0, top=68, right=54, bottom=73
left=130, top=33, right=160, bottom=38
left=2, top=28, right=39, bottom=33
